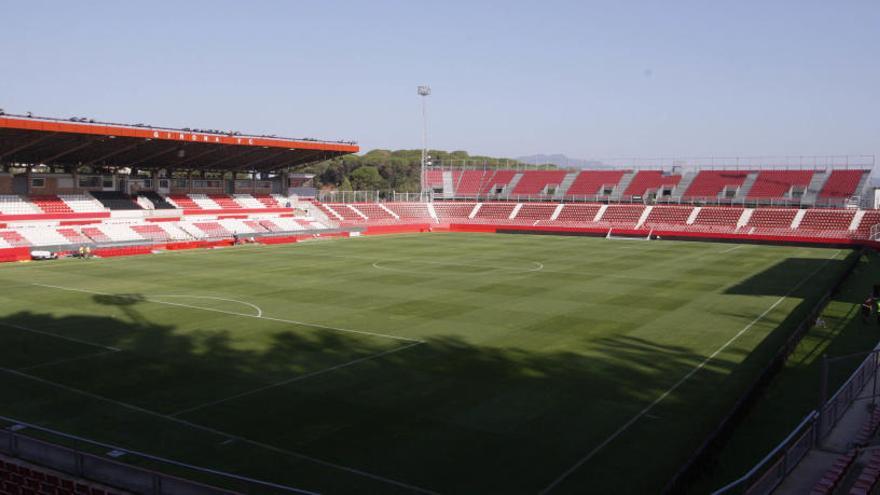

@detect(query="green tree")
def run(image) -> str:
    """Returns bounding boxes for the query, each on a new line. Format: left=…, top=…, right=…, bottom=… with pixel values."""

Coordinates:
left=349, top=166, right=386, bottom=190
left=339, top=177, right=353, bottom=191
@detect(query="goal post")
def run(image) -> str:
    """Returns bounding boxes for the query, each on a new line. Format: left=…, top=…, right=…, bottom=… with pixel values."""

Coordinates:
left=605, top=228, right=654, bottom=241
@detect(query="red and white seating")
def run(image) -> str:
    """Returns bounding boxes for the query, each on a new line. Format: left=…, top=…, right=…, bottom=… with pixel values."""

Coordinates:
left=385, top=203, right=432, bottom=220
left=29, top=196, right=74, bottom=214
left=480, top=170, right=517, bottom=195
left=0, top=457, right=125, bottom=495
left=682, top=171, right=750, bottom=200
left=18, top=228, right=70, bottom=246
left=59, top=194, right=105, bottom=213
left=0, top=231, right=30, bottom=247
left=57, top=228, right=91, bottom=244
left=513, top=204, right=558, bottom=222
left=349, top=204, right=396, bottom=222
left=743, top=208, right=799, bottom=235
left=564, top=171, right=628, bottom=198
left=747, top=171, right=814, bottom=200
left=624, top=171, right=682, bottom=197
left=454, top=171, right=488, bottom=196
left=511, top=171, right=567, bottom=195
left=433, top=202, right=477, bottom=220
left=642, top=206, right=693, bottom=231
left=472, top=203, right=517, bottom=222
left=796, top=209, right=856, bottom=238
left=552, top=204, right=602, bottom=224
left=819, top=170, right=868, bottom=201
left=232, top=194, right=267, bottom=209
left=596, top=205, right=645, bottom=227
left=0, top=196, right=42, bottom=215
left=166, top=195, right=201, bottom=209
left=690, top=207, right=744, bottom=233
left=207, top=194, right=241, bottom=209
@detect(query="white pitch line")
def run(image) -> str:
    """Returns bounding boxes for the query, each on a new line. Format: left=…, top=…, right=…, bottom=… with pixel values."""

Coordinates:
left=0, top=367, right=441, bottom=495
left=538, top=250, right=842, bottom=494
left=0, top=321, right=121, bottom=352
left=32, top=283, right=421, bottom=344
left=719, top=244, right=746, bottom=254
left=18, top=350, right=118, bottom=371
left=171, top=341, right=423, bottom=416
left=149, top=295, right=263, bottom=317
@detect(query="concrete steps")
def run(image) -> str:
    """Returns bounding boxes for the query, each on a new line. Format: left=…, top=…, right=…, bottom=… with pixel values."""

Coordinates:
left=554, top=172, right=579, bottom=199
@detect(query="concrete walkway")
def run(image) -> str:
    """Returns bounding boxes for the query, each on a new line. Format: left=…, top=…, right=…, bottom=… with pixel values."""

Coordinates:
left=776, top=375, right=880, bottom=494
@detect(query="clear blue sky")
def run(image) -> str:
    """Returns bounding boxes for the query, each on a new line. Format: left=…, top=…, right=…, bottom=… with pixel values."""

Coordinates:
left=2, top=1, right=877, bottom=160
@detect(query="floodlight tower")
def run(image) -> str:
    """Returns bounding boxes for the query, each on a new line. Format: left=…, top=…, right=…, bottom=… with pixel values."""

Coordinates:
left=418, top=85, right=431, bottom=198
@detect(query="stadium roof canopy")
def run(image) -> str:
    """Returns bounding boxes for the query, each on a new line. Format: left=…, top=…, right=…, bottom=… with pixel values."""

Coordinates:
left=0, top=113, right=359, bottom=172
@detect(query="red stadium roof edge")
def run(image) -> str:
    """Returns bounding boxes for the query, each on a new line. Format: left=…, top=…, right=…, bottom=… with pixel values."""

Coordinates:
left=0, top=114, right=359, bottom=153
left=0, top=113, right=359, bottom=171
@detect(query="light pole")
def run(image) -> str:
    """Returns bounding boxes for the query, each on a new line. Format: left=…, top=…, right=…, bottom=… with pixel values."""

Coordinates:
left=418, top=85, right=431, bottom=199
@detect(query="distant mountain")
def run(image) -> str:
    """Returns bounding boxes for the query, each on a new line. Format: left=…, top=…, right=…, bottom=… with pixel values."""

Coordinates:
left=516, top=154, right=612, bottom=169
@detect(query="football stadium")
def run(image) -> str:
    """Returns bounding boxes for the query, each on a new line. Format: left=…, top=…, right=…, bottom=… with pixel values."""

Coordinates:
left=0, top=110, right=879, bottom=495
left=3, top=3, right=880, bottom=495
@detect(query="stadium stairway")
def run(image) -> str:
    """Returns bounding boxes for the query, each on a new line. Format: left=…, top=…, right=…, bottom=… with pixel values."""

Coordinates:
left=797, top=171, right=827, bottom=206
left=671, top=170, right=698, bottom=201
left=89, top=192, right=141, bottom=210
left=137, top=192, right=175, bottom=209
left=552, top=172, right=578, bottom=199
left=612, top=171, right=637, bottom=200
left=733, top=172, right=759, bottom=201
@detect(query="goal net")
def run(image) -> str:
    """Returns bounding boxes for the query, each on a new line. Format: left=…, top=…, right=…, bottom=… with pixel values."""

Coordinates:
left=605, top=228, right=654, bottom=241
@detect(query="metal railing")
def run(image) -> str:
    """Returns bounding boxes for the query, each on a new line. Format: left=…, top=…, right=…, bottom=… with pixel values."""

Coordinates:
left=0, top=415, right=315, bottom=494
left=712, top=348, right=880, bottom=494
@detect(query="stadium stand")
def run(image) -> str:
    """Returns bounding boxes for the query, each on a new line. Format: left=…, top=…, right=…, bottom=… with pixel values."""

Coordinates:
left=0, top=456, right=124, bottom=495
left=563, top=170, right=628, bottom=198
left=473, top=202, right=518, bottom=222
left=166, top=195, right=200, bottom=209
left=80, top=227, right=111, bottom=243
left=59, top=194, right=105, bottom=213
left=232, top=194, right=266, bottom=209
left=746, top=170, right=814, bottom=200
left=690, top=207, right=744, bottom=233
left=385, top=202, right=432, bottom=220
left=596, top=205, right=645, bottom=227
left=349, top=203, right=396, bottom=222
left=552, top=204, right=602, bottom=224
left=818, top=169, right=869, bottom=200
left=511, top=170, right=568, bottom=195
left=0, top=231, right=30, bottom=247
left=797, top=209, right=856, bottom=238
left=642, top=206, right=694, bottom=230
left=207, top=194, right=241, bottom=209
left=743, top=208, right=799, bottom=236
left=0, top=196, right=41, bottom=215
left=682, top=170, right=751, bottom=200
left=137, top=192, right=175, bottom=209
left=89, top=191, right=140, bottom=210
left=433, top=202, right=477, bottom=220
left=29, top=196, right=74, bottom=214
left=513, top=203, right=558, bottom=222
left=57, top=228, right=91, bottom=244
left=454, top=171, right=488, bottom=196
left=624, top=171, right=682, bottom=197
left=481, top=170, right=517, bottom=195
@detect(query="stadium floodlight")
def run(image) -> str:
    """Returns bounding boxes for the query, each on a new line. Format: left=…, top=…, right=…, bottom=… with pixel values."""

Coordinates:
left=418, top=85, right=431, bottom=198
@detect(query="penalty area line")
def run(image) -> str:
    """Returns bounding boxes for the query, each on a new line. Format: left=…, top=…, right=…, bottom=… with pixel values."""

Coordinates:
left=538, top=249, right=842, bottom=494
left=31, top=283, right=421, bottom=344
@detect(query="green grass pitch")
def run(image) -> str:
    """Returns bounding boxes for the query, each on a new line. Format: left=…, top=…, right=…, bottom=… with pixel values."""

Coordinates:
left=0, top=233, right=854, bottom=494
